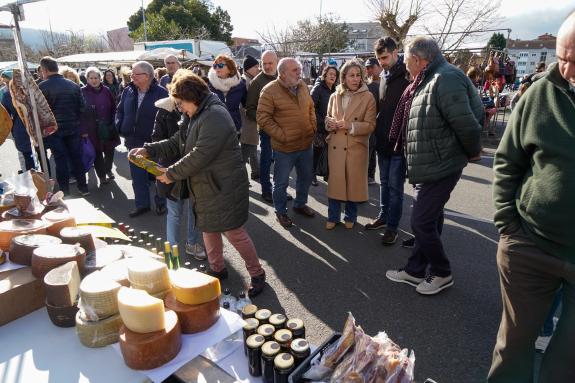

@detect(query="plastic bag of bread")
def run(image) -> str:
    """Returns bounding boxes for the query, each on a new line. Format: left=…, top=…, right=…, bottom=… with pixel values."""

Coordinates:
left=6, top=170, right=44, bottom=216
left=383, top=349, right=415, bottom=383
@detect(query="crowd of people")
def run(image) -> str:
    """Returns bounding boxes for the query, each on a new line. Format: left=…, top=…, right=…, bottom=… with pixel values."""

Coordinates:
left=1, top=10, right=573, bottom=381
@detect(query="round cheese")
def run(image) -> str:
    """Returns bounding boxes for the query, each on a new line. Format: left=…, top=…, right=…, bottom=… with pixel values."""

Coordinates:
left=117, top=287, right=166, bottom=333
left=9, top=234, right=61, bottom=266
left=119, top=309, right=182, bottom=370
left=76, top=312, right=123, bottom=348
left=84, top=246, right=124, bottom=275
left=46, top=300, right=79, bottom=328
left=60, top=226, right=96, bottom=254
left=31, top=243, right=86, bottom=279
left=164, top=292, right=220, bottom=334
left=170, top=268, right=221, bottom=305
left=99, top=258, right=131, bottom=287
left=0, top=219, right=46, bottom=251
left=128, top=258, right=170, bottom=294
left=42, top=207, right=76, bottom=236
left=79, top=271, right=121, bottom=321
left=44, top=260, right=81, bottom=307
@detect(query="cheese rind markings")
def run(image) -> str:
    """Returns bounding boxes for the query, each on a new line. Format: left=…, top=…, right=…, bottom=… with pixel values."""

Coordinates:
left=76, top=312, right=123, bottom=348
left=79, top=270, right=121, bottom=321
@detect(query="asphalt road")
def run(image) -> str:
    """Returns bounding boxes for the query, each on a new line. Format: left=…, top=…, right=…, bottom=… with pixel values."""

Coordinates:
left=0, top=132, right=504, bottom=383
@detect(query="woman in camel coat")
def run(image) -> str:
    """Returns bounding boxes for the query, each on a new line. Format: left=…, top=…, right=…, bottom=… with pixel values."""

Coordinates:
left=325, top=59, right=376, bottom=229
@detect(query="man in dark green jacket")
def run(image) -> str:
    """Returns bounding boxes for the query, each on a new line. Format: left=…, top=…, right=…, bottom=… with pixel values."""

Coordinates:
left=385, top=36, right=482, bottom=295
left=488, top=12, right=575, bottom=383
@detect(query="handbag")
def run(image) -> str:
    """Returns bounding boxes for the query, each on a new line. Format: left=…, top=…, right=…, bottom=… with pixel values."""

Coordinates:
left=81, top=137, right=95, bottom=172
left=315, top=145, right=329, bottom=177
left=97, top=121, right=116, bottom=142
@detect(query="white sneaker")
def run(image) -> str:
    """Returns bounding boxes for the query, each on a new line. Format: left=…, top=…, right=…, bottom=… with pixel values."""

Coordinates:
left=386, top=269, right=424, bottom=287
left=535, top=336, right=551, bottom=353
left=416, top=274, right=454, bottom=295
left=186, top=242, right=207, bottom=261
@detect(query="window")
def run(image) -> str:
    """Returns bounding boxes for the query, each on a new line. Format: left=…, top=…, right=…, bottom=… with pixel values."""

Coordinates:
left=530, top=62, right=536, bottom=66
left=540, top=51, right=547, bottom=62
left=518, top=61, right=527, bottom=66
left=532, top=53, right=537, bottom=57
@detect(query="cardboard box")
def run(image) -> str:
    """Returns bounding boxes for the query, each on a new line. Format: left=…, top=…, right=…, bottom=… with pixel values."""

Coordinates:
left=0, top=267, right=46, bottom=326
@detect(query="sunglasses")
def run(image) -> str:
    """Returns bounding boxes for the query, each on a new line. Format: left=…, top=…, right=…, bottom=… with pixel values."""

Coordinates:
left=212, top=63, right=226, bottom=69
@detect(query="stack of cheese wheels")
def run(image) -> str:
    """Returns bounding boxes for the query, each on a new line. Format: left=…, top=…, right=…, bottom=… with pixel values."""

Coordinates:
left=31, top=243, right=86, bottom=279
left=9, top=234, right=61, bottom=265
left=164, top=268, right=221, bottom=334
left=75, top=271, right=123, bottom=348
left=60, top=226, right=96, bottom=254
left=128, top=258, right=171, bottom=299
left=0, top=219, right=46, bottom=251
left=84, top=246, right=124, bottom=275
left=43, top=261, right=81, bottom=327
left=100, top=258, right=131, bottom=287
left=118, top=287, right=182, bottom=370
left=41, top=207, right=76, bottom=237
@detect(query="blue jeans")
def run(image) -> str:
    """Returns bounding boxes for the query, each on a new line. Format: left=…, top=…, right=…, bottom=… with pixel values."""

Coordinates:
left=44, top=133, right=86, bottom=192
left=129, top=162, right=165, bottom=209
left=259, top=131, right=273, bottom=194
left=377, top=153, right=406, bottom=231
left=541, top=287, right=562, bottom=337
left=166, top=198, right=202, bottom=247
left=273, top=147, right=313, bottom=215
left=328, top=198, right=358, bottom=223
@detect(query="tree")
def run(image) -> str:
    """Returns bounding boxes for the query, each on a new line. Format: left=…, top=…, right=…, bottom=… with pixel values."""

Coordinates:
left=366, top=0, right=424, bottom=49
left=292, top=14, right=349, bottom=56
left=487, top=32, right=506, bottom=51
left=257, top=25, right=295, bottom=56
left=40, top=30, right=107, bottom=57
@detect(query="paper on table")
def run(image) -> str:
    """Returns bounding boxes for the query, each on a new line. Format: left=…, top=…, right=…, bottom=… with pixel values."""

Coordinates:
left=0, top=257, right=26, bottom=273
left=112, top=308, right=244, bottom=383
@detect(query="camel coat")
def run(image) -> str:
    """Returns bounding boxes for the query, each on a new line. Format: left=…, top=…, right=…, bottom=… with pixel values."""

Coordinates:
left=326, top=84, right=376, bottom=202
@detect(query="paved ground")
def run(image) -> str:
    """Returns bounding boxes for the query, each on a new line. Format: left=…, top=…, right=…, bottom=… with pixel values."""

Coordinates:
left=0, top=126, right=507, bottom=382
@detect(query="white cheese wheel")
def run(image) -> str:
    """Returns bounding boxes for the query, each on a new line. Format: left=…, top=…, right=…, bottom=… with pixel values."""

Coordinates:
left=128, top=258, right=170, bottom=294
left=44, top=261, right=81, bottom=307
left=170, top=268, right=221, bottom=305
left=79, top=271, right=121, bottom=321
left=75, top=312, right=123, bottom=348
left=100, top=258, right=131, bottom=287
left=117, top=287, right=166, bottom=333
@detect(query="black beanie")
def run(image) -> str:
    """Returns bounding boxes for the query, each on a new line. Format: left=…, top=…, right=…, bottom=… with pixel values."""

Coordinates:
left=243, top=55, right=259, bottom=71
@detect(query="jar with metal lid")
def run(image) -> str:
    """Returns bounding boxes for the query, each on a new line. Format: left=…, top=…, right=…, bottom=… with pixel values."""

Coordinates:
left=243, top=317, right=260, bottom=356
left=269, top=313, right=287, bottom=330
left=246, top=334, right=266, bottom=377
left=242, top=304, right=258, bottom=319
left=273, top=328, right=293, bottom=353
left=286, top=318, right=305, bottom=339
left=273, top=353, right=295, bottom=383
left=257, top=323, right=276, bottom=342
left=255, top=308, right=272, bottom=324
left=260, top=341, right=281, bottom=383
left=290, top=338, right=311, bottom=368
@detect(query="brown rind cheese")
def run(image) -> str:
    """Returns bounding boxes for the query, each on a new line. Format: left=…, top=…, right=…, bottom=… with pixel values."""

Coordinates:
left=31, top=244, right=86, bottom=279
left=9, top=234, right=62, bottom=266
left=164, top=292, right=220, bottom=334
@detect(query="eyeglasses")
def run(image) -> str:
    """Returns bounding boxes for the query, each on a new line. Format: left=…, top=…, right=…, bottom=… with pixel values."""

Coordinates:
left=212, top=63, right=226, bottom=69
left=130, top=72, right=147, bottom=77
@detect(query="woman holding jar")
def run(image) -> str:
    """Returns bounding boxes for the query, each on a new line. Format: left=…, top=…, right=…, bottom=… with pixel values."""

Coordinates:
left=325, top=60, right=376, bottom=229
left=131, top=70, right=266, bottom=298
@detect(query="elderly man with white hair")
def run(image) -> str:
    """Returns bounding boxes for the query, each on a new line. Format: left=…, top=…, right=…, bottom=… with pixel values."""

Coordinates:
left=115, top=60, right=168, bottom=217
left=257, top=57, right=317, bottom=228
left=488, top=11, right=575, bottom=382
left=159, top=54, right=181, bottom=88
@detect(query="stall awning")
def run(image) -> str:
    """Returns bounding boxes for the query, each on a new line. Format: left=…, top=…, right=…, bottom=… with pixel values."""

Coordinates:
left=56, top=48, right=200, bottom=66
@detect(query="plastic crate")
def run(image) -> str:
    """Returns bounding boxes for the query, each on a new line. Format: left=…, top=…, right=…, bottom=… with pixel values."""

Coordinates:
left=288, top=332, right=341, bottom=383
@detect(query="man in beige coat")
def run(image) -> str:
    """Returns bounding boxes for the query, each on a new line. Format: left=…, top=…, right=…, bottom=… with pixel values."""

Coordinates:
left=257, top=58, right=317, bottom=228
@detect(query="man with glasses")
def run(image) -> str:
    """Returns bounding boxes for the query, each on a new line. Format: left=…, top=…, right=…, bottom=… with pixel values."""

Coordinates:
left=116, top=61, right=168, bottom=217
left=159, top=55, right=181, bottom=89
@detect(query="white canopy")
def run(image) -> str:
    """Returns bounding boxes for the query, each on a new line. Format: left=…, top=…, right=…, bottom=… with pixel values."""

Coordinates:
left=0, top=61, right=39, bottom=71
left=56, top=48, right=200, bottom=66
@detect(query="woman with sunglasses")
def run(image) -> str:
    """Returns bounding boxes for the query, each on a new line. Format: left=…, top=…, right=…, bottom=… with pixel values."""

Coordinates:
left=130, top=70, right=267, bottom=298
left=207, top=55, right=247, bottom=136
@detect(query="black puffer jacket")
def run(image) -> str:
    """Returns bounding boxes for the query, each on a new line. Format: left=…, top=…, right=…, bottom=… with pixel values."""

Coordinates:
left=39, top=74, right=85, bottom=136
left=145, top=94, right=249, bottom=233
left=310, top=79, right=335, bottom=147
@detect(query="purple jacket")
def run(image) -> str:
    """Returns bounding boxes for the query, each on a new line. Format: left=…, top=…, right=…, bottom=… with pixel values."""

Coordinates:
left=80, top=84, right=120, bottom=152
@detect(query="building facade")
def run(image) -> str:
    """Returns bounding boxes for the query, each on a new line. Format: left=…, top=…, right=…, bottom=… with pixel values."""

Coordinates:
left=507, top=33, right=556, bottom=77
left=343, top=22, right=384, bottom=53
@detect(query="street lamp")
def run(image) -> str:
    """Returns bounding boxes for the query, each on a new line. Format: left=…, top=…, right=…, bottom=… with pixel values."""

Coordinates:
left=141, top=0, right=147, bottom=42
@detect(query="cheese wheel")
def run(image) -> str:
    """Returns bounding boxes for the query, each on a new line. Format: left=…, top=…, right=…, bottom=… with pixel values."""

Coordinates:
left=60, top=226, right=96, bottom=254
left=44, top=261, right=81, bottom=307
left=170, top=268, right=221, bottom=305
left=76, top=312, right=123, bottom=348
left=9, top=234, right=62, bottom=266
left=119, top=245, right=164, bottom=262
left=128, top=258, right=170, bottom=294
left=42, top=207, right=76, bottom=236
left=117, top=287, right=166, bottom=333
left=164, top=291, right=220, bottom=334
left=84, top=246, right=124, bottom=275
left=119, top=310, right=181, bottom=370
left=100, top=258, right=131, bottom=287
left=31, top=244, right=86, bottom=279
left=79, top=271, right=121, bottom=321
left=151, top=288, right=172, bottom=300
left=46, top=300, right=79, bottom=328
left=0, top=219, right=46, bottom=251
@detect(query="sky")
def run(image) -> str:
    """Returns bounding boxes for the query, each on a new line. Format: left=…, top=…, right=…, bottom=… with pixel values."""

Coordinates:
left=0, top=0, right=573, bottom=41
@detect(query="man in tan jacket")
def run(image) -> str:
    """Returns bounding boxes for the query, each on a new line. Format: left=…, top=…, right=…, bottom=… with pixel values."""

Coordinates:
left=257, top=58, right=317, bottom=228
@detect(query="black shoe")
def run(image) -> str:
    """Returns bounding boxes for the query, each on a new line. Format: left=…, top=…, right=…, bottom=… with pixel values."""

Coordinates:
left=155, top=205, right=167, bottom=216
left=402, top=237, right=415, bottom=248
left=276, top=213, right=294, bottom=228
left=365, top=217, right=387, bottom=230
left=206, top=267, right=229, bottom=280
left=261, top=192, right=273, bottom=203
left=286, top=194, right=293, bottom=201
left=292, top=205, right=315, bottom=217
left=129, top=207, right=150, bottom=218
left=248, top=270, right=266, bottom=298
left=106, top=171, right=115, bottom=180
left=381, top=229, right=398, bottom=245
left=311, top=178, right=319, bottom=186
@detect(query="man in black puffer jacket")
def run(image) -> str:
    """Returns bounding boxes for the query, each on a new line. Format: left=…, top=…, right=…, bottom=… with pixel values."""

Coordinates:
left=39, top=56, right=88, bottom=196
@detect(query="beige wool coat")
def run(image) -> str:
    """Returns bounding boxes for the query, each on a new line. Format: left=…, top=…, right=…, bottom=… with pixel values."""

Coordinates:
left=326, top=84, right=376, bottom=202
